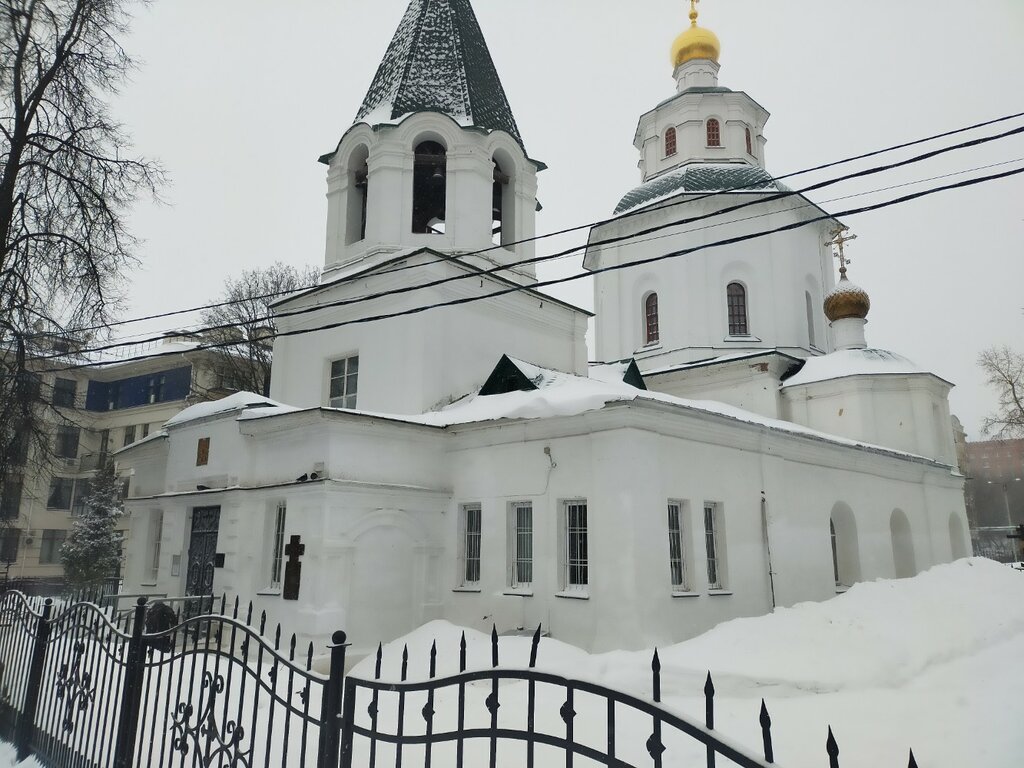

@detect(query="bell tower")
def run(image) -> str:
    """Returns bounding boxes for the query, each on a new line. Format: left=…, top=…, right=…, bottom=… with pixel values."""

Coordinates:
left=318, top=0, right=543, bottom=285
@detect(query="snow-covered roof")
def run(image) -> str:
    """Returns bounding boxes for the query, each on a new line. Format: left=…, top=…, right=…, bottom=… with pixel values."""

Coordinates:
left=782, top=348, right=942, bottom=388
left=614, top=162, right=789, bottom=215
left=164, top=392, right=297, bottom=428
left=643, top=350, right=802, bottom=377
left=349, top=0, right=523, bottom=148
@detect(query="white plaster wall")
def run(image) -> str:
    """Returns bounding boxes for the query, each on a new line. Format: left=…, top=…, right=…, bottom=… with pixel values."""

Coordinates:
left=782, top=376, right=957, bottom=464
left=588, top=196, right=835, bottom=368
left=270, top=257, right=588, bottom=414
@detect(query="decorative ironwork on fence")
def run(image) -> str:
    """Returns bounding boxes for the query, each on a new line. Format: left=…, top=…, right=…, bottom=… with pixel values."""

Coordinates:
left=0, top=590, right=922, bottom=768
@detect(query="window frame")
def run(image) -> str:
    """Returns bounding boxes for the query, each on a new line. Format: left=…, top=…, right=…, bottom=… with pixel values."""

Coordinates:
left=328, top=355, right=359, bottom=409
left=196, top=437, right=210, bottom=467
left=667, top=500, right=691, bottom=592
left=703, top=501, right=727, bottom=591
left=268, top=502, right=287, bottom=590
left=643, top=292, right=660, bottom=346
left=458, top=503, right=482, bottom=588
left=47, top=477, right=74, bottom=510
left=560, top=499, right=589, bottom=593
left=54, top=425, right=80, bottom=460
left=507, top=501, right=533, bottom=590
left=123, top=424, right=136, bottom=448
left=726, top=282, right=749, bottom=336
left=39, top=529, right=67, bottom=565
left=745, top=127, right=753, bottom=156
left=664, top=126, right=677, bottom=157
left=706, top=118, right=722, bottom=147
left=148, top=510, right=164, bottom=584
left=52, top=377, right=77, bottom=408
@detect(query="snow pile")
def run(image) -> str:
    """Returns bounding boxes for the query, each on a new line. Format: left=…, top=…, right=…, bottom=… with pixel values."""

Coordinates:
left=354, top=559, right=1024, bottom=768
left=165, top=391, right=296, bottom=427
left=783, top=348, right=932, bottom=387
left=0, top=742, right=42, bottom=767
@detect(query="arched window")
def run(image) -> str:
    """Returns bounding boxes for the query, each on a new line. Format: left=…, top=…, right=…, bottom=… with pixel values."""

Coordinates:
left=890, top=509, right=916, bottom=578
left=805, top=291, right=816, bottom=348
left=706, top=119, right=721, bottom=147
left=412, top=140, right=447, bottom=234
left=644, top=293, right=660, bottom=345
left=830, top=504, right=861, bottom=588
left=492, top=155, right=514, bottom=247
left=726, top=282, right=748, bottom=336
left=745, top=127, right=753, bottom=156
left=345, top=145, right=370, bottom=245
left=664, top=127, right=677, bottom=157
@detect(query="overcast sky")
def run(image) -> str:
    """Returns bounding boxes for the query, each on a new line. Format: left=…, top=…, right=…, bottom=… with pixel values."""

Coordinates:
left=108, top=0, right=1024, bottom=439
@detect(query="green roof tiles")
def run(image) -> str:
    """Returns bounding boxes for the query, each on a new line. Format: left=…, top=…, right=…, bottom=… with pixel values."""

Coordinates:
left=356, top=0, right=524, bottom=147
left=614, top=163, right=788, bottom=215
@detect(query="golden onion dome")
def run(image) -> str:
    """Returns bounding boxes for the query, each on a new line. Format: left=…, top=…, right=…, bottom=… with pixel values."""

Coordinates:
left=823, top=273, right=871, bottom=322
left=671, top=3, right=721, bottom=69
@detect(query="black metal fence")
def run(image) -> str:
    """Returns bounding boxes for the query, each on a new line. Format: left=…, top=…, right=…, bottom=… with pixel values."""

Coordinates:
left=0, top=591, right=922, bottom=768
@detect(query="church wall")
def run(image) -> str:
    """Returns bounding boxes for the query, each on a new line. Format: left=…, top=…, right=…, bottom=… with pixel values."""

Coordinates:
left=590, top=197, right=836, bottom=370
left=645, top=361, right=788, bottom=420
left=270, top=260, right=588, bottom=415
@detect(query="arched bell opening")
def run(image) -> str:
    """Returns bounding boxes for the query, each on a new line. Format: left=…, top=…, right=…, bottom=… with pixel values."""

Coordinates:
left=345, top=145, right=370, bottom=245
left=491, top=151, right=516, bottom=248
left=412, top=140, right=447, bottom=234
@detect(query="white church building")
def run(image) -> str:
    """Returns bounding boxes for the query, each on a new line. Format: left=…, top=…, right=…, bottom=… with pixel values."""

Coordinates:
left=118, top=0, right=969, bottom=655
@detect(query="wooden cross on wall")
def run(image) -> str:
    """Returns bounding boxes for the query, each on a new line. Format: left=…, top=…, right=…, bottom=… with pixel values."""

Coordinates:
left=283, top=535, right=305, bottom=601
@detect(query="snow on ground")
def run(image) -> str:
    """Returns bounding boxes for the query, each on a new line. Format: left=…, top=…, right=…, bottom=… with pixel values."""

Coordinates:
left=0, top=742, right=42, bottom=767
left=351, top=558, right=1024, bottom=768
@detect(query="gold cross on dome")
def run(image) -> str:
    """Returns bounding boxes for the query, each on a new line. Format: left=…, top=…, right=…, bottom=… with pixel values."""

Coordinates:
left=689, top=0, right=700, bottom=23
left=827, top=226, right=857, bottom=276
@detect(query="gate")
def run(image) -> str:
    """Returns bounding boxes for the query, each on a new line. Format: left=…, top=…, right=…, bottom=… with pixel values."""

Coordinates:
left=185, top=506, right=220, bottom=617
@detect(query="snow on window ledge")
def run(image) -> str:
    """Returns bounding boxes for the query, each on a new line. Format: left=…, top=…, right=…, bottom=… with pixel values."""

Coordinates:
left=723, top=335, right=761, bottom=343
left=671, top=591, right=700, bottom=598
left=707, top=589, right=733, bottom=596
left=555, top=590, right=590, bottom=600
left=257, top=589, right=282, bottom=597
left=503, top=589, right=534, bottom=597
left=452, top=586, right=481, bottom=593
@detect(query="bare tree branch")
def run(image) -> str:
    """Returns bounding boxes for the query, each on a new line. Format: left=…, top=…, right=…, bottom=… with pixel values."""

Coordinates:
left=979, top=345, right=1024, bottom=438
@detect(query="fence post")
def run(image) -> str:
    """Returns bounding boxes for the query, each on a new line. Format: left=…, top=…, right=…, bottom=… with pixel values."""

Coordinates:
left=338, top=677, right=357, bottom=768
left=15, top=598, right=52, bottom=761
left=113, top=598, right=148, bottom=768
left=317, top=630, right=348, bottom=768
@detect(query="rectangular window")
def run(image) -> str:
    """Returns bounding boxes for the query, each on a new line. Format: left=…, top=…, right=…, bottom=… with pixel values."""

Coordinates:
left=149, top=511, right=164, bottom=583
left=123, top=425, right=136, bottom=447
left=459, top=504, right=482, bottom=586
left=563, top=500, right=588, bottom=589
left=196, top=437, right=210, bottom=466
left=39, top=529, right=67, bottom=565
left=47, top=477, right=74, bottom=510
left=71, top=479, right=93, bottom=516
left=269, top=503, right=287, bottom=590
left=704, top=502, right=724, bottom=590
left=107, top=383, right=120, bottom=411
left=148, top=375, right=166, bottom=404
left=141, top=423, right=150, bottom=439
left=328, top=355, right=359, bottom=409
left=0, top=530, right=20, bottom=564
left=52, top=378, right=77, bottom=408
left=668, top=501, right=688, bottom=591
left=508, top=502, right=533, bottom=588
left=54, top=425, right=80, bottom=459
left=0, top=476, right=23, bottom=519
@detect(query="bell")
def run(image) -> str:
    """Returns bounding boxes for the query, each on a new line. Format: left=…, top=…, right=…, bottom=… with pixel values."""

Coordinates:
left=431, top=168, right=445, bottom=185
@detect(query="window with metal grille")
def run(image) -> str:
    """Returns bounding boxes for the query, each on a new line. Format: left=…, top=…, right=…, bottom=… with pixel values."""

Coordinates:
left=665, top=127, right=677, bottom=157
left=52, top=378, right=77, bottom=408
left=149, top=511, right=164, bottom=583
left=727, top=282, right=748, bottom=336
left=39, top=530, right=67, bottom=565
left=564, top=501, right=588, bottom=588
left=706, top=119, right=721, bottom=147
left=509, top=502, right=533, bottom=587
left=704, top=502, right=723, bottom=590
left=269, top=503, right=286, bottom=589
left=668, top=502, right=687, bottom=590
left=644, top=293, right=660, bottom=345
left=831, top=519, right=840, bottom=587
left=745, top=127, right=753, bottom=156
left=329, top=355, right=359, bottom=409
left=460, top=504, right=482, bottom=585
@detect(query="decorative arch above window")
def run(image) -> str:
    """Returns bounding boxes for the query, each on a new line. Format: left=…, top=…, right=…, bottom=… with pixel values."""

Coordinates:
left=706, top=118, right=721, bottom=148
left=726, top=282, right=748, bottom=336
left=664, top=127, right=677, bottom=157
left=644, top=292, right=660, bottom=345
left=745, top=127, right=753, bottom=156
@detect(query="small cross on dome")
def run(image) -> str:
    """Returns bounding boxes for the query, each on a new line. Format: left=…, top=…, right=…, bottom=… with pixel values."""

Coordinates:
left=826, top=226, right=857, bottom=277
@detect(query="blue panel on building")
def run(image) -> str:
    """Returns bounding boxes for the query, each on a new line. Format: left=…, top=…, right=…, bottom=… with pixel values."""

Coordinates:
left=85, top=365, right=192, bottom=412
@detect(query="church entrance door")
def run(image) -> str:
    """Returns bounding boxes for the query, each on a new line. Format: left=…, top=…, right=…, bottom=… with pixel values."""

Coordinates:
left=185, top=506, right=220, bottom=616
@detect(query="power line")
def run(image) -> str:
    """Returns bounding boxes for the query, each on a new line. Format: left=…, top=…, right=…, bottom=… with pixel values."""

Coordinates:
left=36, top=163, right=1024, bottom=375
left=44, top=119, right=1024, bottom=360
left=43, top=109, right=1024, bottom=339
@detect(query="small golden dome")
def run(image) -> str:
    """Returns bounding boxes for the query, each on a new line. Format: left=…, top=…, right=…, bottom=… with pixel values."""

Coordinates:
left=671, top=3, right=721, bottom=68
left=823, top=273, right=871, bottom=323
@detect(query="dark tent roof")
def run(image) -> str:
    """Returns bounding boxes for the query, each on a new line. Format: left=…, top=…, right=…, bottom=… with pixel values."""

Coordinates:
left=355, top=0, right=524, bottom=148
